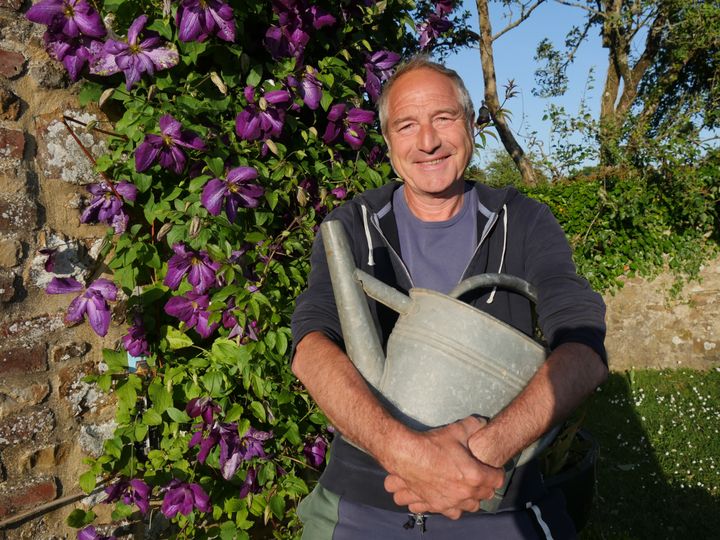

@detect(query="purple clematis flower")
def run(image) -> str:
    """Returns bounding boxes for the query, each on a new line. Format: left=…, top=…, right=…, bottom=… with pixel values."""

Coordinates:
left=331, top=186, right=348, bottom=200
left=435, top=0, right=454, bottom=17
left=186, top=397, right=221, bottom=425
left=77, top=526, right=116, bottom=540
left=80, top=181, right=137, bottom=234
left=135, top=115, right=206, bottom=175
left=235, top=86, right=291, bottom=142
left=43, top=32, right=99, bottom=81
left=238, top=466, right=261, bottom=498
left=176, top=0, right=235, bottom=42
left=322, top=104, right=375, bottom=150
left=418, top=13, right=453, bottom=49
left=90, top=15, right=179, bottom=90
left=201, top=166, right=264, bottom=221
left=47, top=277, right=117, bottom=337
left=189, top=422, right=272, bottom=480
left=264, top=0, right=335, bottom=62
left=364, top=50, right=400, bottom=102
left=26, top=0, right=106, bottom=38
left=122, top=316, right=150, bottom=357
left=303, top=435, right=328, bottom=468
left=164, top=291, right=218, bottom=338
left=104, top=477, right=151, bottom=515
left=164, top=243, right=219, bottom=293
left=161, top=480, right=211, bottom=518
left=287, top=67, right=322, bottom=110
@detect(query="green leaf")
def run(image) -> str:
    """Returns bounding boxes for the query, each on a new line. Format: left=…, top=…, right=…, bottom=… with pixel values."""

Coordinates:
left=246, top=66, right=263, bottom=87
left=142, top=408, right=163, bottom=426
left=249, top=401, right=266, bottom=422
left=166, top=407, right=191, bottom=422
left=268, top=494, right=285, bottom=520
left=146, top=18, right=172, bottom=40
left=162, top=326, right=194, bottom=349
left=78, top=82, right=103, bottom=106
left=148, top=381, right=173, bottom=412
left=103, top=348, right=128, bottom=374
left=79, top=470, right=96, bottom=493
left=220, top=521, right=238, bottom=540
left=224, top=403, right=244, bottom=423
left=66, top=508, right=96, bottom=527
left=202, top=371, right=224, bottom=395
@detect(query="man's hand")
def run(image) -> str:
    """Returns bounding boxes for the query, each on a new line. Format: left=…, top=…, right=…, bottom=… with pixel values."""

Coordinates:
left=383, top=416, right=504, bottom=519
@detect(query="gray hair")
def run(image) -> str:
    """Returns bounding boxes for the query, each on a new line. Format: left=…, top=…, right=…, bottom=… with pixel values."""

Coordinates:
left=376, top=55, right=476, bottom=136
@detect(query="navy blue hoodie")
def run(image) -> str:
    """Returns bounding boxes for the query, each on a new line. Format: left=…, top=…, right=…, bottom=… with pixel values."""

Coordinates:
left=291, top=181, right=606, bottom=511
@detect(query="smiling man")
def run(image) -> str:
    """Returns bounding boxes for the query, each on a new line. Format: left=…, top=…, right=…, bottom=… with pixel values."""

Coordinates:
left=290, top=56, right=608, bottom=539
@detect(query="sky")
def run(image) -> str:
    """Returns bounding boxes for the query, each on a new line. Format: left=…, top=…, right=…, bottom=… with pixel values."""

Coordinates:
left=444, top=0, right=607, bottom=166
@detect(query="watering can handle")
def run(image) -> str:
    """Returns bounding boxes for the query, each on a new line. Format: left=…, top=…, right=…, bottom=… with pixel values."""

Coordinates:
left=448, top=273, right=538, bottom=305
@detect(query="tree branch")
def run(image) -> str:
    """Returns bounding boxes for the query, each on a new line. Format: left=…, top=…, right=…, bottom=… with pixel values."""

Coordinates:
left=492, top=0, right=546, bottom=41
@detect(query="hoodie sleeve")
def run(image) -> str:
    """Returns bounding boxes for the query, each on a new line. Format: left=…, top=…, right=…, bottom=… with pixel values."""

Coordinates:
left=524, top=204, right=608, bottom=364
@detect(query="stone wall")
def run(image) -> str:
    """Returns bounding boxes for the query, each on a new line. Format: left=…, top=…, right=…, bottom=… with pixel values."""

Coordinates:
left=605, top=257, right=720, bottom=372
left=0, top=1, right=718, bottom=539
left=0, top=3, right=119, bottom=538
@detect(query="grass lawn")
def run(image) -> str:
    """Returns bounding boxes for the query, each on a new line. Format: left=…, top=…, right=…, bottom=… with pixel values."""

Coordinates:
left=580, top=369, right=720, bottom=539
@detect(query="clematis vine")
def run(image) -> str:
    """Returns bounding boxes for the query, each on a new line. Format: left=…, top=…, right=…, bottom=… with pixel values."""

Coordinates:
left=265, top=0, right=336, bottom=63
left=26, top=0, right=106, bottom=39
left=201, top=166, right=264, bottom=221
left=90, top=15, right=179, bottom=90
left=235, top=86, right=292, bottom=143
left=164, top=291, right=219, bottom=338
left=303, top=435, right=328, bottom=468
left=46, top=277, right=117, bottom=337
left=161, top=480, right=211, bottom=518
left=122, top=315, right=150, bottom=357
left=322, top=104, right=376, bottom=150
left=176, top=0, right=236, bottom=42
left=364, top=50, right=400, bottom=101
left=163, top=243, right=219, bottom=293
left=135, top=114, right=206, bottom=175
left=80, top=181, right=137, bottom=234
left=104, top=477, right=151, bottom=514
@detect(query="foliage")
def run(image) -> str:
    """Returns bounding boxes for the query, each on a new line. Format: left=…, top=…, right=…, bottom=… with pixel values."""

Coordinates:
left=581, top=370, right=720, bottom=539
left=523, top=155, right=720, bottom=293
left=532, top=0, right=720, bottom=166
left=24, top=0, right=472, bottom=538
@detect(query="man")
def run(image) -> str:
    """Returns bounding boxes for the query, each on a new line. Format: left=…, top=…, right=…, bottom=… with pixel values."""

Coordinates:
left=291, top=56, right=608, bottom=539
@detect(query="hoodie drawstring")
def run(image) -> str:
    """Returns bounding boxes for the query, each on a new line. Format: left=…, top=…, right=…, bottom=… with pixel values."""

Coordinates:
left=361, top=205, right=375, bottom=266
left=487, top=203, right=508, bottom=304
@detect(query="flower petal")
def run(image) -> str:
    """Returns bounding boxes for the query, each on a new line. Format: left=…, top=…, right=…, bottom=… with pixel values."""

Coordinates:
left=46, top=276, right=84, bottom=294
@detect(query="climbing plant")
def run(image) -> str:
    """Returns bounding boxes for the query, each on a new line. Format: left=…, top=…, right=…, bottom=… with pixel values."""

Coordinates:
left=25, top=0, right=474, bottom=538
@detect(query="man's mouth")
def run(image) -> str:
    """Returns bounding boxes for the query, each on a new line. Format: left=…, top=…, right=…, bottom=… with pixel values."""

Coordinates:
left=417, top=156, right=447, bottom=165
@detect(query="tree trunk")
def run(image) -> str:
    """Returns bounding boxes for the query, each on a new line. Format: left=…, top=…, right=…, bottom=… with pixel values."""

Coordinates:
left=476, top=0, right=537, bottom=185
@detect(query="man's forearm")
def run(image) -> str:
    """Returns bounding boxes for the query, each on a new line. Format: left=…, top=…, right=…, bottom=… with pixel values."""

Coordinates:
left=292, top=330, right=412, bottom=465
left=292, top=330, right=505, bottom=517
left=468, top=342, right=608, bottom=467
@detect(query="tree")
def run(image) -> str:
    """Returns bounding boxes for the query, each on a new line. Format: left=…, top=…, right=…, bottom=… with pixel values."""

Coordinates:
left=535, top=0, right=720, bottom=165
left=475, top=0, right=546, bottom=185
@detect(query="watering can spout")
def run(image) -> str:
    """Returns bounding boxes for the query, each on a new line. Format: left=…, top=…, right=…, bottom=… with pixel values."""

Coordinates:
left=321, top=219, right=387, bottom=387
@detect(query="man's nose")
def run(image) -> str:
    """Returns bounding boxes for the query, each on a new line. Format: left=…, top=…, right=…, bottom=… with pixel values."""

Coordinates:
left=417, top=123, right=441, bottom=153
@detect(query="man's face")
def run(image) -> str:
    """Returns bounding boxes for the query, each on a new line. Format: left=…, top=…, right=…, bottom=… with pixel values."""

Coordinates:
left=383, top=68, right=473, bottom=200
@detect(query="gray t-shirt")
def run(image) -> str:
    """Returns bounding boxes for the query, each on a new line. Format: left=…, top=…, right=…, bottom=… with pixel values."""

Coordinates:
left=393, top=183, right=477, bottom=294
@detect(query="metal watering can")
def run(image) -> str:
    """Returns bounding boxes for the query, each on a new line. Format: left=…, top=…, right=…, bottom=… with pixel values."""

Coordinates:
left=321, top=219, right=560, bottom=470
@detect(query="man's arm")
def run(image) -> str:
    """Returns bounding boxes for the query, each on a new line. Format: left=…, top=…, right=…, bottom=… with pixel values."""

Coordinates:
left=466, top=342, right=607, bottom=467
left=292, top=331, right=505, bottom=518
left=386, top=341, right=607, bottom=513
